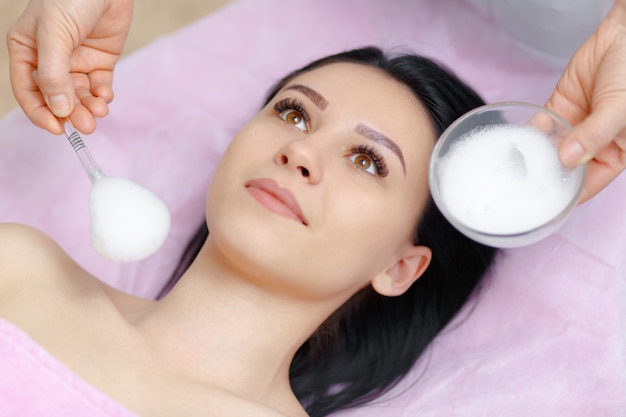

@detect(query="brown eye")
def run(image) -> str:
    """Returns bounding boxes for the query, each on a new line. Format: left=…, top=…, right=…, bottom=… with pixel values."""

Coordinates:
left=274, top=98, right=309, bottom=132
left=349, top=146, right=388, bottom=177
left=279, top=109, right=307, bottom=132
left=353, top=154, right=372, bottom=170
left=285, top=111, right=302, bottom=125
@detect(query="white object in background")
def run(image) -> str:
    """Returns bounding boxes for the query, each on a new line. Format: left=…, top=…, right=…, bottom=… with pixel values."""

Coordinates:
left=463, top=0, right=613, bottom=67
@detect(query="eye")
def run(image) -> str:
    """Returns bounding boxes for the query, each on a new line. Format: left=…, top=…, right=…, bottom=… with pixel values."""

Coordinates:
left=349, top=153, right=376, bottom=175
left=348, top=146, right=389, bottom=177
left=274, top=98, right=309, bottom=133
left=281, top=110, right=307, bottom=131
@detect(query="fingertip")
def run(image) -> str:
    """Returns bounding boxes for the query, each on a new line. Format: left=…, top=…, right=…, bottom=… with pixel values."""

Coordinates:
left=47, top=122, right=65, bottom=136
left=89, top=70, right=115, bottom=103
left=68, top=107, right=98, bottom=135
left=82, top=96, right=110, bottom=119
left=71, top=119, right=97, bottom=135
left=46, top=94, right=73, bottom=118
left=559, top=139, right=591, bottom=167
left=46, top=115, right=65, bottom=135
left=93, top=85, right=114, bottom=104
left=42, top=122, right=64, bottom=136
left=31, top=71, right=74, bottom=118
left=563, top=106, right=626, bottom=166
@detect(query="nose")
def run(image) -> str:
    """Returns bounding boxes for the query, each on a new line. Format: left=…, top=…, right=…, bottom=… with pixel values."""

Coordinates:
left=274, top=139, right=323, bottom=184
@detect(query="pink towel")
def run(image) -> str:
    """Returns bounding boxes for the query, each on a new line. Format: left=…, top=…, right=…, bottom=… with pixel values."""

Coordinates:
left=0, top=319, right=137, bottom=417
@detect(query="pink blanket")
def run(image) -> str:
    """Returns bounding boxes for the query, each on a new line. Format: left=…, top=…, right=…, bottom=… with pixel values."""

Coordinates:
left=0, top=319, right=137, bottom=416
left=0, top=0, right=624, bottom=415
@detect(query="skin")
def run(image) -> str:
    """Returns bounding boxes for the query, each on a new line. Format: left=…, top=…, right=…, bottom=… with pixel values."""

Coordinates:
left=6, top=0, right=132, bottom=135
left=0, top=63, right=434, bottom=417
left=5, top=0, right=626, bottom=202
left=545, top=0, right=626, bottom=203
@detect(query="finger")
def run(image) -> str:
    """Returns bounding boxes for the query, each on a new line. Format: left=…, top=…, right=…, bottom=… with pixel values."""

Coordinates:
left=525, top=108, right=571, bottom=145
left=88, top=70, right=115, bottom=104
left=67, top=104, right=98, bottom=135
left=579, top=142, right=626, bottom=203
left=73, top=73, right=109, bottom=118
left=76, top=93, right=109, bottom=119
left=82, top=97, right=110, bottom=119
left=34, top=17, right=77, bottom=118
left=559, top=101, right=626, bottom=167
left=6, top=36, right=61, bottom=133
left=14, top=75, right=63, bottom=134
left=28, top=105, right=65, bottom=135
left=17, top=71, right=66, bottom=134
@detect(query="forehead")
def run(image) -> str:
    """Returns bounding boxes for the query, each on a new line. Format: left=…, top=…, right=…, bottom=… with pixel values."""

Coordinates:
left=286, top=62, right=423, bottom=112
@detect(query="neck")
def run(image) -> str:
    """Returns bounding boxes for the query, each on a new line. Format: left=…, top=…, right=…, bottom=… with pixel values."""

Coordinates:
left=132, top=237, right=339, bottom=413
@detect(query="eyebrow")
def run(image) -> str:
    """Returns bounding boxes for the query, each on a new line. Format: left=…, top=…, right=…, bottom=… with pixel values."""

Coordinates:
left=282, top=84, right=405, bottom=174
left=355, top=123, right=406, bottom=175
left=284, top=84, right=329, bottom=110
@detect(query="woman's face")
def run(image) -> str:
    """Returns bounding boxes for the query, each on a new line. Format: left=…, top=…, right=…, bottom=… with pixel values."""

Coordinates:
left=206, top=62, right=435, bottom=302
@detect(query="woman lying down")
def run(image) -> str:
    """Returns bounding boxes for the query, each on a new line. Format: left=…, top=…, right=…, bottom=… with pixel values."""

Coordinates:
left=0, top=47, right=496, bottom=417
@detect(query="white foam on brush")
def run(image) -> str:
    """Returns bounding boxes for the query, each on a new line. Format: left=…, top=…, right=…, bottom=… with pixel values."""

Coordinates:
left=437, top=124, right=578, bottom=235
left=89, top=177, right=171, bottom=262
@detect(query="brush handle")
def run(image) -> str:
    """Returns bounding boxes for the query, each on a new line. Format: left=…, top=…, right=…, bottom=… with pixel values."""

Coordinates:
left=64, top=122, right=105, bottom=183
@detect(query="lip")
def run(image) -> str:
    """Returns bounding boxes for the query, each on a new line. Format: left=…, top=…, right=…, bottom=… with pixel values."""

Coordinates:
left=245, top=178, right=308, bottom=226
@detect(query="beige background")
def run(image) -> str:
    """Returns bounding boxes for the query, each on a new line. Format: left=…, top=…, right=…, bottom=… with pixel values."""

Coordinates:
left=0, top=0, right=234, bottom=118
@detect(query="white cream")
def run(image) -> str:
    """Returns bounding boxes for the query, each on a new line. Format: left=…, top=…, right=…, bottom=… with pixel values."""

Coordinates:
left=437, top=124, right=578, bottom=235
left=88, top=176, right=171, bottom=262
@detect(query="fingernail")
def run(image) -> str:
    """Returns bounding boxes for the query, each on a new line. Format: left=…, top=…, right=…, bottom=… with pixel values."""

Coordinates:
left=47, top=94, right=71, bottom=117
left=561, top=140, right=590, bottom=166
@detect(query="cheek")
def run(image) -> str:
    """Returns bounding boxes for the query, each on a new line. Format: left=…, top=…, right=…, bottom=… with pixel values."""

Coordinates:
left=315, top=193, right=418, bottom=269
left=205, top=125, right=274, bottom=214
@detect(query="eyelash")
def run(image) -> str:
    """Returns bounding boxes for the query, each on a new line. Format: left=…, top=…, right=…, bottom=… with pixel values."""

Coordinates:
left=351, top=145, right=389, bottom=177
left=274, top=98, right=310, bottom=130
left=273, top=97, right=389, bottom=178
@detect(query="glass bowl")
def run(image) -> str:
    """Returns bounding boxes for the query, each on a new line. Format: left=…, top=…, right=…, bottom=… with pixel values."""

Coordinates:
left=428, top=101, right=587, bottom=248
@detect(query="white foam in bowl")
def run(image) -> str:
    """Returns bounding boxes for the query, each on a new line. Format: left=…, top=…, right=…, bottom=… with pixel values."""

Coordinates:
left=429, top=102, right=586, bottom=248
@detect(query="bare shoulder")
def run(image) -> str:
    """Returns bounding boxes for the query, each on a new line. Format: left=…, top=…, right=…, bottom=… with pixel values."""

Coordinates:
left=0, top=223, right=109, bottom=320
left=0, top=223, right=154, bottom=320
left=0, top=223, right=87, bottom=292
left=0, top=222, right=62, bottom=258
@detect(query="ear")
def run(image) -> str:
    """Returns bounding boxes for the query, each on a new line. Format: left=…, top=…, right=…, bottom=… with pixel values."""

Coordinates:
left=371, top=245, right=432, bottom=297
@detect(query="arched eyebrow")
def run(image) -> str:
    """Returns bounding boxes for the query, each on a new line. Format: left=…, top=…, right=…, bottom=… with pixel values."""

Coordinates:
left=355, top=123, right=406, bottom=175
left=283, top=84, right=406, bottom=175
left=284, top=84, right=329, bottom=110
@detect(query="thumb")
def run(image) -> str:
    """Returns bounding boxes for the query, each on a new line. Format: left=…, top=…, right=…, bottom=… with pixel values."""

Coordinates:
left=558, top=101, right=626, bottom=167
left=34, top=16, right=77, bottom=118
